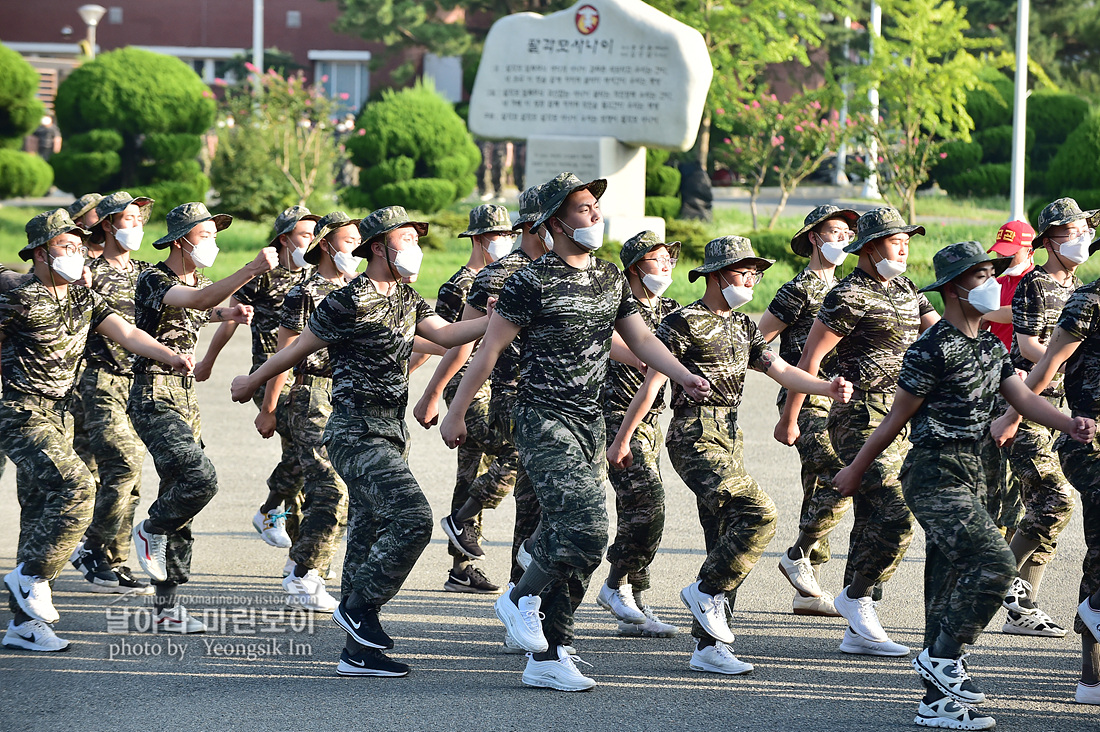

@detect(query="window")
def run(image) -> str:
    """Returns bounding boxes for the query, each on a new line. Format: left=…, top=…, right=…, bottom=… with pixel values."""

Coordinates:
left=286, top=11, right=301, bottom=29
left=315, top=61, right=370, bottom=114
left=108, top=7, right=123, bottom=24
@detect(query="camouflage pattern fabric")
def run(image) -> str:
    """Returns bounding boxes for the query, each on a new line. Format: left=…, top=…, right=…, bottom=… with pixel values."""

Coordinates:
left=767, top=268, right=838, bottom=375
left=817, top=268, right=935, bottom=393
left=250, top=353, right=304, bottom=538
left=0, top=393, right=95, bottom=579
left=281, top=272, right=340, bottom=377
left=80, top=367, right=144, bottom=565
left=1009, top=418, right=1074, bottom=566
left=1056, top=279, right=1100, bottom=420
left=0, top=278, right=113, bottom=398
left=1010, top=267, right=1078, bottom=397
left=84, top=256, right=153, bottom=375
left=492, top=391, right=540, bottom=585
left=828, top=393, right=915, bottom=586
left=604, top=414, right=665, bottom=591
left=128, top=375, right=217, bottom=585
left=327, top=412, right=431, bottom=605
left=133, top=263, right=212, bottom=375
left=287, top=377, right=347, bottom=572
left=307, top=278, right=435, bottom=412
left=898, top=321, right=1016, bottom=447
left=656, top=301, right=774, bottom=410
left=467, top=249, right=534, bottom=396
left=437, top=265, right=477, bottom=386
left=602, top=296, right=678, bottom=416
left=666, top=409, right=778, bottom=640
left=234, top=265, right=311, bottom=358
left=1057, top=435, right=1100, bottom=635
left=902, top=442, right=1016, bottom=648
left=515, top=404, right=609, bottom=648
left=71, top=366, right=99, bottom=485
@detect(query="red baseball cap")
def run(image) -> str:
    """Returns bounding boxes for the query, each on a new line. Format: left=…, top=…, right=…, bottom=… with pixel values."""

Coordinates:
left=988, top=220, right=1036, bottom=256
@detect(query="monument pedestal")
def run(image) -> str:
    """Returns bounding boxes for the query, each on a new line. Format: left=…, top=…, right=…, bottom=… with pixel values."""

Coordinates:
left=525, top=135, right=665, bottom=242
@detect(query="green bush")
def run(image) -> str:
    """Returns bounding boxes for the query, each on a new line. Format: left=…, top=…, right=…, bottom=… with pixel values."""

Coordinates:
left=142, top=133, right=202, bottom=164
left=972, top=125, right=1033, bottom=165
left=131, top=175, right=210, bottom=221
left=647, top=165, right=681, bottom=198
left=963, top=70, right=1013, bottom=131
left=345, top=80, right=479, bottom=214
left=211, top=125, right=296, bottom=221
left=745, top=229, right=800, bottom=267
left=645, top=196, right=681, bottom=222
left=1045, top=112, right=1100, bottom=196
left=65, top=129, right=124, bottom=153
left=339, top=187, right=374, bottom=211
left=1028, top=92, right=1089, bottom=147
left=931, top=140, right=983, bottom=181
left=664, top=219, right=711, bottom=261
left=0, top=43, right=45, bottom=142
left=941, top=163, right=1012, bottom=198
left=49, top=149, right=121, bottom=194
left=1028, top=189, right=1100, bottom=227
left=0, top=149, right=53, bottom=198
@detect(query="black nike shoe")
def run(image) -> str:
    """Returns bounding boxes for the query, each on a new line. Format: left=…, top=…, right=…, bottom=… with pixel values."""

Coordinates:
left=440, top=513, right=484, bottom=559
left=444, top=565, right=502, bottom=594
left=333, top=599, right=393, bottom=649
left=71, top=545, right=119, bottom=589
left=336, top=646, right=409, bottom=677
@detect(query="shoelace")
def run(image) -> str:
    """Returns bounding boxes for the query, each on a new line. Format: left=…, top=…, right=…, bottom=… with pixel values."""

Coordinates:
left=520, top=603, right=545, bottom=632
left=951, top=654, right=972, bottom=682
left=564, top=652, right=593, bottom=670
left=856, top=596, right=880, bottom=623
left=267, top=510, right=288, bottom=527
left=713, top=642, right=737, bottom=660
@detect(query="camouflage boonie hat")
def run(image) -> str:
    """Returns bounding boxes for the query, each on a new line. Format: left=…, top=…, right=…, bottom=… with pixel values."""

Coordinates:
left=1035, top=197, right=1097, bottom=244
left=89, top=191, right=154, bottom=244
left=689, top=236, right=774, bottom=282
left=531, top=172, right=607, bottom=232
left=151, top=202, right=232, bottom=249
left=846, top=206, right=926, bottom=253
left=67, top=193, right=104, bottom=221
left=21, top=208, right=91, bottom=261
left=620, top=230, right=681, bottom=270
left=354, top=206, right=429, bottom=257
left=513, top=184, right=544, bottom=229
left=919, top=240, right=1011, bottom=293
left=270, top=205, right=320, bottom=248
left=459, top=204, right=513, bottom=238
left=790, top=204, right=859, bottom=258
left=304, top=211, right=361, bottom=265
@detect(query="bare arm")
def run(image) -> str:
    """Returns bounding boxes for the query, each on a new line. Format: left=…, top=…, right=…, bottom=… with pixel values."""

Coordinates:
left=439, top=315, right=521, bottom=448
left=980, top=305, right=1012, bottom=325
left=161, top=248, right=278, bottom=311
left=412, top=338, right=446, bottom=357
left=194, top=296, right=241, bottom=381
left=606, top=368, right=668, bottom=469
left=231, top=327, right=328, bottom=402
left=610, top=330, right=646, bottom=370
left=756, top=309, right=787, bottom=344
left=416, top=312, right=488, bottom=349
left=991, top=328, right=1083, bottom=445
left=1001, top=374, right=1094, bottom=443
left=776, top=320, right=843, bottom=445
left=920, top=310, right=940, bottom=332
left=833, top=388, right=924, bottom=497
left=763, top=354, right=852, bottom=402
left=615, top=312, right=709, bottom=401
left=94, top=313, right=193, bottom=374
left=255, top=326, right=299, bottom=439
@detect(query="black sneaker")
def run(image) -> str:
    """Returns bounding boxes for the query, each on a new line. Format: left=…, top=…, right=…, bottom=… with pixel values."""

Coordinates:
left=333, top=599, right=394, bottom=649
left=444, top=565, right=502, bottom=594
left=72, top=546, right=119, bottom=589
left=336, top=647, right=409, bottom=677
left=93, top=566, right=154, bottom=595
left=440, top=513, right=484, bottom=559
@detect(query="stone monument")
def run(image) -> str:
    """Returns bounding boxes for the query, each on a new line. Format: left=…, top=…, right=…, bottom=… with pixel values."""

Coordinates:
left=468, top=0, right=712, bottom=242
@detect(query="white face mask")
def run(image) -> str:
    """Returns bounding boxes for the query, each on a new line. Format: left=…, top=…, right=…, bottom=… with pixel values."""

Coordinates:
left=641, top=273, right=673, bottom=297
left=541, top=227, right=554, bottom=251
left=50, top=252, right=85, bottom=283
left=1058, top=229, right=1093, bottom=265
left=185, top=238, right=219, bottom=268
left=113, top=225, right=143, bottom=252
left=389, top=244, right=423, bottom=278
left=872, top=245, right=906, bottom=280
left=818, top=237, right=848, bottom=266
left=720, top=275, right=753, bottom=309
left=560, top=218, right=605, bottom=251
left=483, top=236, right=514, bottom=261
left=291, top=246, right=309, bottom=270
left=332, top=250, right=362, bottom=277
left=957, top=277, right=1001, bottom=315
left=1002, top=261, right=1029, bottom=277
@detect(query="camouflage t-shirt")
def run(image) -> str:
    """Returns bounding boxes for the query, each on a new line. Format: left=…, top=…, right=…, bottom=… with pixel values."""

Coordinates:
left=817, top=267, right=934, bottom=393
left=234, top=265, right=312, bottom=357
left=84, top=256, right=153, bottom=375
left=280, top=272, right=342, bottom=378
left=898, top=319, right=1015, bottom=448
left=656, top=300, right=773, bottom=411
left=467, top=249, right=533, bottom=396
left=1055, top=280, right=1100, bottom=419
left=436, top=266, right=476, bottom=324
left=1010, top=267, right=1078, bottom=398
left=0, top=277, right=113, bottom=399
left=133, top=262, right=213, bottom=375
left=602, top=294, right=679, bottom=417
left=767, top=268, right=837, bottom=375
left=496, top=253, right=637, bottom=420
left=308, top=276, right=435, bottom=412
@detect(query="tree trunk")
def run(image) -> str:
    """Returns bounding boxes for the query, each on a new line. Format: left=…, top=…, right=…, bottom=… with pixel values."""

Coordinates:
left=696, top=113, right=710, bottom=169
left=767, top=188, right=791, bottom=230
left=750, top=192, right=759, bottom=230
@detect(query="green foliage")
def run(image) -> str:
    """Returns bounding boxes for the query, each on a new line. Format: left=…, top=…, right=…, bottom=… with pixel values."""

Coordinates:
left=940, top=162, right=1012, bottom=198
left=645, top=196, right=682, bottom=222
left=1045, top=112, right=1100, bottom=194
left=142, top=133, right=202, bottom=165
left=132, top=176, right=210, bottom=221
left=1028, top=92, right=1089, bottom=147
left=209, top=122, right=297, bottom=221
left=0, top=43, right=46, bottom=142
left=346, top=81, right=478, bottom=214
left=1028, top=189, right=1100, bottom=226
left=646, top=165, right=681, bottom=198
left=0, top=149, right=53, bottom=198
left=664, top=219, right=711, bottom=261
left=745, top=229, right=799, bottom=267
left=65, top=129, right=124, bottom=153
left=49, top=150, right=121, bottom=194
left=220, top=49, right=304, bottom=82
left=932, top=140, right=983, bottom=180
left=972, top=125, right=1033, bottom=165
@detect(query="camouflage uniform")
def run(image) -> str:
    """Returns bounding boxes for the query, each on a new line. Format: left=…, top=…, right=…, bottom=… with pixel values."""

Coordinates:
left=818, top=266, right=934, bottom=586
left=495, top=251, right=637, bottom=648
left=1048, top=280, right=1100, bottom=635
left=768, top=267, right=844, bottom=565
left=657, top=299, right=779, bottom=639
left=280, top=272, right=347, bottom=572
left=79, top=255, right=154, bottom=565
left=1008, top=266, right=1078, bottom=566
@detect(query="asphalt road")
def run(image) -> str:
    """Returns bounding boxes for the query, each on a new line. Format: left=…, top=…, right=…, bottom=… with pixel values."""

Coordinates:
left=0, top=326, right=1096, bottom=732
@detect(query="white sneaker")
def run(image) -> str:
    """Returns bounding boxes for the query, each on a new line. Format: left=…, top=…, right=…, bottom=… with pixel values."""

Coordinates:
left=680, top=580, right=735, bottom=644
left=778, top=549, right=822, bottom=597
left=1078, top=597, right=1100, bottom=644
left=1002, top=576, right=1034, bottom=614
left=521, top=646, right=596, bottom=691
left=1076, top=681, right=1100, bottom=705
left=132, top=522, right=168, bottom=582
left=690, top=641, right=754, bottom=675
left=283, top=569, right=338, bottom=613
left=502, top=631, right=527, bottom=654
left=913, top=649, right=985, bottom=704
left=596, top=582, right=646, bottom=624
left=834, top=587, right=890, bottom=642
left=2, top=618, right=70, bottom=652
left=283, top=558, right=296, bottom=577
left=793, top=591, right=841, bottom=617
left=914, top=696, right=995, bottom=730
left=838, top=627, right=909, bottom=656
left=153, top=605, right=207, bottom=634
left=1002, top=608, right=1066, bottom=637
left=516, top=541, right=532, bottom=572
left=494, top=584, right=548, bottom=653
left=4, top=563, right=59, bottom=624
left=618, top=606, right=678, bottom=638
left=252, top=509, right=292, bottom=548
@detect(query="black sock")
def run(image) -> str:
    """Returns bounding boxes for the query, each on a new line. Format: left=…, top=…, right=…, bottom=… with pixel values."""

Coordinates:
left=606, top=567, right=627, bottom=589
left=696, top=636, right=717, bottom=649
left=922, top=679, right=946, bottom=702
left=930, top=630, right=963, bottom=660
left=12, top=608, right=32, bottom=625
left=153, top=582, right=178, bottom=613
left=847, top=574, right=875, bottom=599
left=293, top=562, right=310, bottom=578
left=532, top=647, right=558, bottom=661
left=1083, top=634, right=1100, bottom=685
left=698, top=580, right=721, bottom=597
left=510, top=560, right=554, bottom=604
left=346, top=591, right=367, bottom=610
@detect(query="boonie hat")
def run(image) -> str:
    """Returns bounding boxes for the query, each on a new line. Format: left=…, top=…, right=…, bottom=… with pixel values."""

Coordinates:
left=689, top=236, right=773, bottom=282
left=919, top=240, right=1010, bottom=293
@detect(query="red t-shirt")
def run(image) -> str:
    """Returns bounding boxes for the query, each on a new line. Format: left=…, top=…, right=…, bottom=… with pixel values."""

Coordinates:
left=987, top=264, right=1034, bottom=350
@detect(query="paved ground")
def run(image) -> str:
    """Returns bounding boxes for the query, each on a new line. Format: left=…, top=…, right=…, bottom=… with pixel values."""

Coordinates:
left=1, top=326, right=1096, bottom=732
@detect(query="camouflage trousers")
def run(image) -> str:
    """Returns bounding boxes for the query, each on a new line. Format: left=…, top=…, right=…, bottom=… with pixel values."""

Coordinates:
left=1056, top=433, right=1100, bottom=636
left=989, top=395, right=1021, bottom=534
left=666, top=406, right=778, bottom=639
left=0, top=391, right=95, bottom=579
left=828, top=393, right=915, bottom=586
left=80, top=366, right=144, bottom=565
left=515, top=404, right=609, bottom=648
left=286, top=377, right=347, bottom=573
left=252, top=354, right=305, bottom=539
left=902, top=442, right=1016, bottom=649
left=604, top=413, right=666, bottom=593
left=326, top=410, right=432, bottom=606
left=777, top=391, right=846, bottom=566
left=493, top=389, right=541, bottom=585
left=443, top=377, right=518, bottom=562
left=71, top=363, right=100, bottom=485
left=1009, top=414, right=1074, bottom=566
left=128, top=374, right=218, bottom=585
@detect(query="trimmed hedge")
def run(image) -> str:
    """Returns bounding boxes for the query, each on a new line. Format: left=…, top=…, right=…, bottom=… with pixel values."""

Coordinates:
left=644, top=196, right=681, bottom=222
left=1045, top=111, right=1100, bottom=196
left=941, top=163, right=1012, bottom=198
left=0, top=148, right=54, bottom=198
left=932, top=140, right=983, bottom=180
left=0, top=43, right=45, bottom=142
left=972, top=125, right=1033, bottom=165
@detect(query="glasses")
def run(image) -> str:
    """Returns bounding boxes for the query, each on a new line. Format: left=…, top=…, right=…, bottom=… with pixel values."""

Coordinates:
left=641, top=255, right=677, bottom=267
left=51, top=244, right=88, bottom=257
left=726, top=269, right=763, bottom=285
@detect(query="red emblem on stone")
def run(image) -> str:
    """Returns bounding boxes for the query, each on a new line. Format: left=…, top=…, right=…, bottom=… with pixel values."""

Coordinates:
left=576, top=5, right=599, bottom=35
